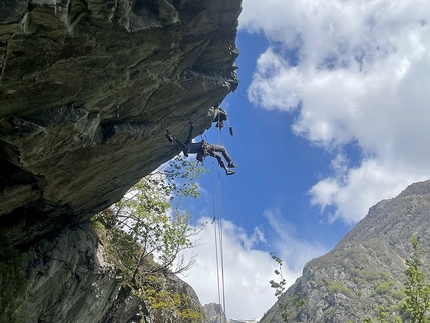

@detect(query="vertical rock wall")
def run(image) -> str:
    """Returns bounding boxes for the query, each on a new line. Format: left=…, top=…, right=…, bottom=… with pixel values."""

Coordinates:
left=10, top=223, right=204, bottom=323
left=0, top=1, right=242, bottom=321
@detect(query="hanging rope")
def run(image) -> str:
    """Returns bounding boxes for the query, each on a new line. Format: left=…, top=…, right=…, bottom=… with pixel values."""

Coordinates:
left=163, top=114, right=228, bottom=314
left=216, top=111, right=227, bottom=315
left=203, top=109, right=227, bottom=318
left=216, top=169, right=226, bottom=315
left=212, top=215, right=221, bottom=308
left=210, top=161, right=222, bottom=307
left=202, top=130, right=221, bottom=307
left=208, top=110, right=226, bottom=317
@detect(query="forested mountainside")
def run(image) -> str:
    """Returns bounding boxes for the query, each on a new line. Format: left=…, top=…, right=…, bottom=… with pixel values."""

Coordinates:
left=260, top=179, right=430, bottom=323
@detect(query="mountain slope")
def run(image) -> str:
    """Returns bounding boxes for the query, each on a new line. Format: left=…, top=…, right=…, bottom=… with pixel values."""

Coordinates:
left=260, top=179, right=430, bottom=323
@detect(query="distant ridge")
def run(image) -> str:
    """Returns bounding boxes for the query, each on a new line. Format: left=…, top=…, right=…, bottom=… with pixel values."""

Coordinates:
left=260, top=179, right=430, bottom=323
left=203, top=303, right=260, bottom=323
left=204, top=303, right=228, bottom=323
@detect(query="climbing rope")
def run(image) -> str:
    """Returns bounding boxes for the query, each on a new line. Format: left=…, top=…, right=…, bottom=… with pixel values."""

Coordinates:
left=217, top=172, right=226, bottom=315
left=216, top=112, right=227, bottom=315
left=205, top=112, right=227, bottom=317
left=211, top=215, right=222, bottom=307
left=162, top=115, right=228, bottom=315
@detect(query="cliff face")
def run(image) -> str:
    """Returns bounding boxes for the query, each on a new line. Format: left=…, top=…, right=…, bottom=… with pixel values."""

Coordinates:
left=0, top=0, right=241, bottom=321
left=17, top=224, right=145, bottom=323
left=260, top=179, right=430, bottom=323
left=0, top=0, right=241, bottom=247
left=8, top=223, right=203, bottom=323
left=204, top=303, right=228, bottom=323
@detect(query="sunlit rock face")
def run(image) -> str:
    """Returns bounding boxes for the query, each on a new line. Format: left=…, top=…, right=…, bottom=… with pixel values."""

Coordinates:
left=204, top=303, right=228, bottom=323
left=259, top=179, right=430, bottom=323
left=0, top=0, right=241, bottom=246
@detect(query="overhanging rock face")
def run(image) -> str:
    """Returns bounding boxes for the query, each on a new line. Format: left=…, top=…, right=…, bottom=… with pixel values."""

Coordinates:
left=0, top=0, right=242, bottom=246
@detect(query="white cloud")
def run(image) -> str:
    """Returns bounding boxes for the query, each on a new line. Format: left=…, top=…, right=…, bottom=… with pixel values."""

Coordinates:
left=240, top=0, right=430, bottom=223
left=262, top=208, right=327, bottom=271
left=179, top=216, right=325, bottom=320
left=179, top=217, right=279, bottom=320
left=309, top=158, right=419, bottom=223
left=182, top=216, right=321, bottom=319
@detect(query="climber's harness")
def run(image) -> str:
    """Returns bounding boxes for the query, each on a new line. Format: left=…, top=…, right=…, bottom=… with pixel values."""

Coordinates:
left=196, top=140, right=213, bottom=162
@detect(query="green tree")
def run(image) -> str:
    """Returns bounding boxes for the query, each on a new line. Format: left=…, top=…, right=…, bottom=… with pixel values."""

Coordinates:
left=402, top=236, right=430, bottom=323
left=93, top=157, right=206, bottom=321
left=270, top=252, right=305, bottom=323
left=365, top=236, right=430, bottom=323
left=95, top=157, right=205, bottom=281
left=363, top=305, right=402, bottom=323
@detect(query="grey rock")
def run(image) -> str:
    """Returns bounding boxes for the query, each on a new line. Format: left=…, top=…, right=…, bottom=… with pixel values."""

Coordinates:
left=260, top=179, right=430, bottom=323
left=0, top=0, right=242, bottom=247
left=204, top=303, right=228, bottom=323
left=15, top=224, right=145, bottom=323
left=0, top=0, right=241, bottom=322
left=7, top=223, right=204, bottom=323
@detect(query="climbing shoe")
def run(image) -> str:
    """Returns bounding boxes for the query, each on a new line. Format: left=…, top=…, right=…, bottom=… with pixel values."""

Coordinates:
left=227, top=162, right=238, bottom=168
left=225, top=169, right=235, bottom=175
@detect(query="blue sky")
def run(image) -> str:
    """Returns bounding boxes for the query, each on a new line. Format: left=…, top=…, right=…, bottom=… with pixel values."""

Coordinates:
left=177, top=0, right=430, bottom=320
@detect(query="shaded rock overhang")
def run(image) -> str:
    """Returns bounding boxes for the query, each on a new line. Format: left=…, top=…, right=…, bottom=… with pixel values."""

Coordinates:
left=0, top=0, right=242, bottom=247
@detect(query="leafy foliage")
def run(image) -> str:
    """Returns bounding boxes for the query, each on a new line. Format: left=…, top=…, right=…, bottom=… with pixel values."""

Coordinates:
left=95, top=157, right=205, bottom=278
left=270, top=253, right=306, bottom=323
left=144, top=275, right=204, bottom=323
left=402, top=236, right=430, bottom=323
left=93, top=157, right=206, bottom=320
left=323, top=278, right=353, bottom=297
left=262, top=183, right=430, bottom=323
left=364, top=237, right=430, bottom=323
left=363, top=304, right=402, bottom=323
left=375, top=281, right=396, bottom=295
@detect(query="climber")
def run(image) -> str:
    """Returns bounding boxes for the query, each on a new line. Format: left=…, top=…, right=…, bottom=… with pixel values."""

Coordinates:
left=166, top=123, right=238, bottom=176
left=211, top=103, right=233, bottom=136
